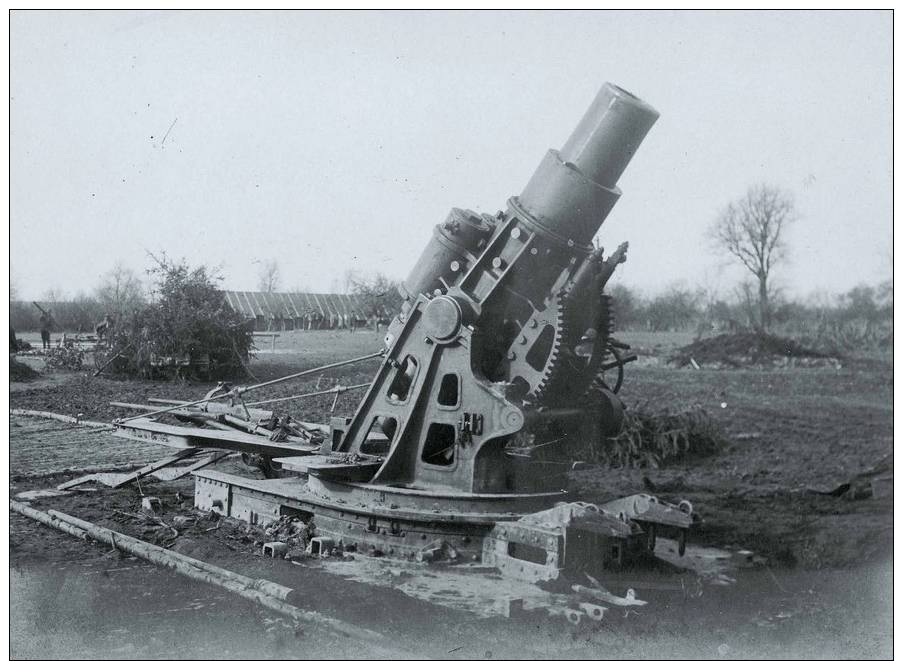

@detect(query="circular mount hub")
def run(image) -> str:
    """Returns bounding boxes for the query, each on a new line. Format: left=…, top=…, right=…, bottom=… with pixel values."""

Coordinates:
left=423, top=295, right=463, bottom=343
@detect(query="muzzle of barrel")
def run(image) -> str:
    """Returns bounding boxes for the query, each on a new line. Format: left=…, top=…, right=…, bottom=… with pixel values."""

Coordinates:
left=516, top=83, right=659, bottom=246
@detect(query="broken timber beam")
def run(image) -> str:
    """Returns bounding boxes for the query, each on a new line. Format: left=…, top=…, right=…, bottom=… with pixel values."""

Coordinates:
left=57, top=449, right=200, bottom=490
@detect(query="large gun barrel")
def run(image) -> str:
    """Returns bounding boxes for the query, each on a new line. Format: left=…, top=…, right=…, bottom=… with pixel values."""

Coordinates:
left=517, top=83, right=659, bottom=246
left=399, top=83, right=658, bottom=308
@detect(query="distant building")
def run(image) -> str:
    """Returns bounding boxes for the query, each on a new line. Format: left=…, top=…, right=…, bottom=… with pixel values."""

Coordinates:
left=222, top=291, right=382, bottom=331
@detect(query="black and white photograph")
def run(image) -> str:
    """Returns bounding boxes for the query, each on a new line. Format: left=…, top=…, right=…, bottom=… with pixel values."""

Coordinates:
left=7, top=8, right=894, bottom=659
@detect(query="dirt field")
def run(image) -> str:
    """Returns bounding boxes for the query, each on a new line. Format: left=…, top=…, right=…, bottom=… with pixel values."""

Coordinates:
left=9, top=329, right=893, bottom=658
left=12, top=329, right=892, bottom=567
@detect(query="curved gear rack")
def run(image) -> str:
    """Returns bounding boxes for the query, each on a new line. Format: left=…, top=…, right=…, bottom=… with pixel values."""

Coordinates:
left=505, top=288, right=569, bottom=401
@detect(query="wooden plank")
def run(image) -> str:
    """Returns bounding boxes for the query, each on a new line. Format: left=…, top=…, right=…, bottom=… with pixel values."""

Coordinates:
left=114, top=420, right=319, bottom=456
left=11, top=409, right=113, bottom=429
left=57, top=449, right=199, bottom=490
left=107, top=449, right=201, bottom=487
left=152, top=452, right=232, bottom=481
left=109, top=401, right=165, bottom=412
left=56, top=473, right=124, bottom=490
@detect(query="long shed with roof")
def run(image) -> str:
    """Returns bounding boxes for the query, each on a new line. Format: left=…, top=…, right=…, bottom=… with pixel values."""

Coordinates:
left=222, top=291, right=382, bottom=331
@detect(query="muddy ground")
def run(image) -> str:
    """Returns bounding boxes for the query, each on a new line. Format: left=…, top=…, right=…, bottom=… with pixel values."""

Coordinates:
left=9, top=464, right=893, bottom=659
left=11, top=329, right=892, bottom=568
left=9, top=330, right=893, bottom=658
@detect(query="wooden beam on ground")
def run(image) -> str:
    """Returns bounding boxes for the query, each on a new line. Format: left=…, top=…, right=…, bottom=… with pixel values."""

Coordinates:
left=10, top=409, right=113, bottom=429
left=151, top=451, right=233, bottom=481
left=57, top=449, right=200, bottom=490
left=109, top=401, right=167, bottom=412
left=10, top=503, right=390, bottom=645
left=10, top=500, right=89, bottom=540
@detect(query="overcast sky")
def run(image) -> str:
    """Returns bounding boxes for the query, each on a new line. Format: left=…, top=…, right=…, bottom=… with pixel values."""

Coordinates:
left=10, top=10, right=892, bottom=302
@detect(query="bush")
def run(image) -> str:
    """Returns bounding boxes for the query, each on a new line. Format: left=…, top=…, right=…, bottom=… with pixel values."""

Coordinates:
left=593, top=404, right=725, bottom=468
left=103, top=256, right=253, bottom=380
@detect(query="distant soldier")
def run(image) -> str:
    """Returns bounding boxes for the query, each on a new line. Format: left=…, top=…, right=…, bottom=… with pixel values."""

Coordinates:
left=95, top=314, right=114, bottom=341
left=39, top=309, right=54, bottom=349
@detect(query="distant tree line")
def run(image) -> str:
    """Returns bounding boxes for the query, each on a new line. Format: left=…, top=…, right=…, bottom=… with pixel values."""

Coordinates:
left=10, top=264, right=147, bottom=333
left=608, top=280, right=892, bottom=351
left=12, top=249, right=890, bottom=358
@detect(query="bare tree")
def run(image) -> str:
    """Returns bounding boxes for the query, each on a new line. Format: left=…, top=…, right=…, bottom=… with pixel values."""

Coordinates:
left=42, top=287, right=65, bottom=304
left=349, top=272, right=403, bottom=326
left=340, top=268, right=360, bottom=295
left=257, top=259, right=281, bottom=293
left=710, top=184, right=796, bottom=332
left=95, top=264, right=146, bottom=319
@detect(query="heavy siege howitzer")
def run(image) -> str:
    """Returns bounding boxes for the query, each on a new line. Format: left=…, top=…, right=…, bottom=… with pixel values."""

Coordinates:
left=115, top=83, right=693, bottom=578
left=330, top=83, right=655, bottom=494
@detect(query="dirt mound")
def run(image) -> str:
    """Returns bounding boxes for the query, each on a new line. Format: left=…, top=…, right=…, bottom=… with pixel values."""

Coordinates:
left=10, top=357, right=40, bottom=382
left=669, top=332, right=840, bottom=369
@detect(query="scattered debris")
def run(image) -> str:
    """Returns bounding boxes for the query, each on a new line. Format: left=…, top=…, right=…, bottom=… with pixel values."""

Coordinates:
left=265, top=515, right=313, bottom=548
left=572, top=583, right=647, bottom=607
left=578, top=601, right=607, bottom=621
left=263, top=541, right=289, bottom=558
left=43, top=345, right=87, bottom=371
left=141, top=497, right=163, bottom=514
left=307, top=537, right=336, bottom=557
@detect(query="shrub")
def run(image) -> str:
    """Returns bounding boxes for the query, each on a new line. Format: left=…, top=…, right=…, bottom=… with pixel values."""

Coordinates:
left=103, top=255, right=253, bottom=380
left=593, top=404, right=725, bottom=468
